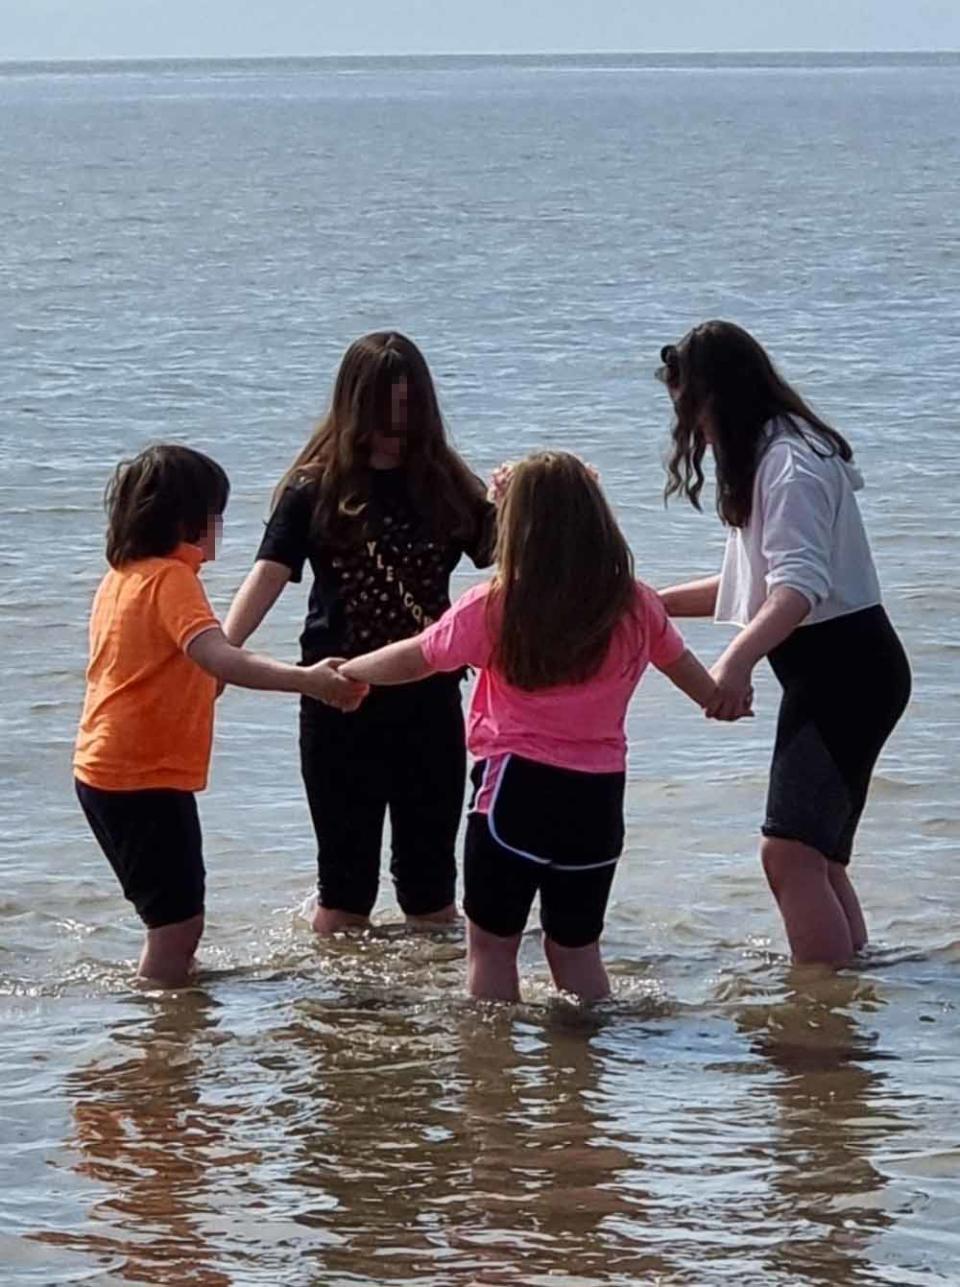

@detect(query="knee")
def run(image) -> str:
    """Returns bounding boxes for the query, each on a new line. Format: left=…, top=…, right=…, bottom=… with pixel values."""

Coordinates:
left=543, top=935, right=598, bottom=961
left=761, top=839, right=790, bottom=892
left=467, top=920, right=522, bottom=958
left=761, top=837, right=828, bottom=895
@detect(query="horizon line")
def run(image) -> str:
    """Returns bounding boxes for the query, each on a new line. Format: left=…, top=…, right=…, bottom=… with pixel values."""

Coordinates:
left=1, top=48, right=958, bottom=66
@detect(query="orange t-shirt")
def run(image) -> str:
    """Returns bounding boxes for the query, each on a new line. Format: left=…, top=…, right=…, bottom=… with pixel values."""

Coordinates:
left=74, top=544, right=220, bottom=793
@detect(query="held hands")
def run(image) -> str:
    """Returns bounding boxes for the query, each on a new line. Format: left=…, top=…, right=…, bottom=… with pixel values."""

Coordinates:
left=705, top=656, right=755, bottom=722
left=301, top=658, right=369, bottom=712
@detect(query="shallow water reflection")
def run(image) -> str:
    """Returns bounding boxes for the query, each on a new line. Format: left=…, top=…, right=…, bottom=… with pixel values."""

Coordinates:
left=21, top=957, right=950, bottom=1287
left=737, top=977, right=907, bottom=1285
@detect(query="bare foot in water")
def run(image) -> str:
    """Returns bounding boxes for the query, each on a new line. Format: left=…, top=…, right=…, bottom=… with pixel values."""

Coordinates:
left=405, top=903, right=459, bottom=932
left=311, top=906, right=371, bottom=936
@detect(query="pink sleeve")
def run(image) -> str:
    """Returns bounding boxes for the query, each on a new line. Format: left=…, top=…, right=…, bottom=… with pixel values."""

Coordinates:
left=419, top=583, right=493, bottom=673
left=641, top=584, right=687, bottom=670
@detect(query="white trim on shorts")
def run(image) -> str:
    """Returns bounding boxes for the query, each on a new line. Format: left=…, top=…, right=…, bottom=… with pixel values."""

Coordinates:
left=482, top=753, right=620, bottom=872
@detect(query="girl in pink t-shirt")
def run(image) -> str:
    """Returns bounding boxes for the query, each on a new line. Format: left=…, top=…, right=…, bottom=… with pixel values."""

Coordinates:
left=342, top=452, right=735, bottom=1001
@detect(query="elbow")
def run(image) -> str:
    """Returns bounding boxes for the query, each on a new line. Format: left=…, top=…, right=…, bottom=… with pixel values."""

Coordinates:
left=765, top=566, right=829, bottom=612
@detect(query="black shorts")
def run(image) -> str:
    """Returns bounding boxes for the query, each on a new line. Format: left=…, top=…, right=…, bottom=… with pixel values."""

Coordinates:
left=763, top=605, right=911, bottom=865
left=464, top=755, right=625, bottom=949
left=299, top=674, right=466, bottom=917
left=75, top=780, right=205, bottom=928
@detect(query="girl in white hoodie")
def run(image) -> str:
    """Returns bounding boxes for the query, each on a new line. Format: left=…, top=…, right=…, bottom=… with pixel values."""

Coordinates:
left=655, top=321, right=910, bottom=966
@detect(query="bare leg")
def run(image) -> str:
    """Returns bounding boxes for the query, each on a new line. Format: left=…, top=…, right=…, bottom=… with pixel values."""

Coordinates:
left=827, top=864, right=868, bottom=952
left=543, top=937, right=610, bottom=1001
left=466, top=919, right=522, bottom=1002
left=311, top=905, right=371, bottom=936
left=761, top=837, right=854, bottom=966
left=405, top=902, right=458, bottom=931
left=138, top=914, right=204, bottom=986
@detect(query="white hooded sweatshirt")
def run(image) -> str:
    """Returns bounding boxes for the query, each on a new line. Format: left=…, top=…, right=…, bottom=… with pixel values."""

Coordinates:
left=714, top=417, right=882, bottom=629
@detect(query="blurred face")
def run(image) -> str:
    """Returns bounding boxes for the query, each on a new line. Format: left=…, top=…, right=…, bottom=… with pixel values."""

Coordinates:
left=370, top=376, right=408, bottom=465
left=197, top=511, right=222, bottom=562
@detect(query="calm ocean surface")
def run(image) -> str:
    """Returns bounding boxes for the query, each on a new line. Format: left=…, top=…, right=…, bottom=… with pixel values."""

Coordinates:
left=1, top=53, right=958, bottom=1286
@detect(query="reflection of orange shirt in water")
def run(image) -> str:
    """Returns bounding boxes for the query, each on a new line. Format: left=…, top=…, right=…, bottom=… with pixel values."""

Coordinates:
left=74, top=544, right=219, bottom=792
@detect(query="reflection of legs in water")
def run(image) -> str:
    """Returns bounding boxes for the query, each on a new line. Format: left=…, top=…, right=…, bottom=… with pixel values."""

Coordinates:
left=761, top=838, right=854, bottom=966
left=544, top=937, right=610, bottom=1001
left=45, top=992, right=233, bottom=1286
left=737, top=975, right=897, bottom=1284
left=138, top=913, right=204, bottom=985
left=467, top=920, right=522, bottom=1001
left=828, top=863, right=868, bottom=952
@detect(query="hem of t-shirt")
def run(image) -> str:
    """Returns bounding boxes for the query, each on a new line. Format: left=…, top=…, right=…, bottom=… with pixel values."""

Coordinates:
left=466, top=740, right=627, bottom=776
left=654, top=635, right=688, bottom=670
left=763, top=576, right=821, bottom=610
left=418, top=634, right=449, bottom=672
left=256, top=551, right=304, bottom=585
left=715, top=594, right=883, bottom=631
left=74, top=765, right=209, bottom=793
left=178, top=619, right=221, bottom=652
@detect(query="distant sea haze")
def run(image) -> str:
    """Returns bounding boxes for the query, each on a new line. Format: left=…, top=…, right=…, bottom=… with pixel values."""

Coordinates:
left=2, top=49, right=960, bottom=74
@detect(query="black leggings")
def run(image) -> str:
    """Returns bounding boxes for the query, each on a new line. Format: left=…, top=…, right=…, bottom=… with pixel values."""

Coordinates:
left=299, top=674, right=466, bottom=917
left=763, top=606, right=911, bottom=864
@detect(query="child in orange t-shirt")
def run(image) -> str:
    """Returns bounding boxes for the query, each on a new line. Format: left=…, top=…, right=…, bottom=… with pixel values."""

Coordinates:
left=74, top=444, right=367, bottom=985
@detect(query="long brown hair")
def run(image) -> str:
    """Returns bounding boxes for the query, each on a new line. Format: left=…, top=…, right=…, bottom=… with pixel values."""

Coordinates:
left=104, top=443, right=229, bottom=568
left=658, top=320, right=852, bottom=527
left=276, top=332, right=485, bottom=544
left=491, top=452, right=637, bottom=691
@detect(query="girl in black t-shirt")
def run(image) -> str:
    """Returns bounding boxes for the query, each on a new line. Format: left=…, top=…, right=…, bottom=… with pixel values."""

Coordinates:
left=225, top=332, right=495, bottom=933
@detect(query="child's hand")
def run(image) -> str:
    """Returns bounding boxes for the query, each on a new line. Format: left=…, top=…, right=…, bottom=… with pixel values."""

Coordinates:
left=706, top=658, right=755, bottom=721
left=488, top=462, right=516, bottom=506
left=302, top=659, right=369, bottom=711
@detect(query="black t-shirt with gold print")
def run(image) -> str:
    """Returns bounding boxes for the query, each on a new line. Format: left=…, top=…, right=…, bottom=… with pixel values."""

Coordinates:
left=257, top=468, right=495, bottom=663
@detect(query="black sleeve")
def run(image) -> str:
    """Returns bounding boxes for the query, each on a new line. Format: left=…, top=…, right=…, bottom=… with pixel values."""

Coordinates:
left=255, top=481, right=313, bottom=584
left=463, top=495, right=497, bottom=569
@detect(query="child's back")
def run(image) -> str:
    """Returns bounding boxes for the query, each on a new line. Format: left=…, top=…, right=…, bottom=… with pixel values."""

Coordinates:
left=343, top=451, right=726, bottom=1002
left=420, top=578, right=684, bottom=776
left=76, top=546, right=218, bottom=793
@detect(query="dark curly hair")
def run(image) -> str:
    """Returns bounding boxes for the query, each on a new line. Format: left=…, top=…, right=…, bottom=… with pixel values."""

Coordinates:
left=658, top=320, right=851, bottom=528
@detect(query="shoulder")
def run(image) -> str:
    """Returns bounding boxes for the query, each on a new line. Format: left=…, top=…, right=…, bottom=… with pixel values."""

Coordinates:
left=436, top=579, right=496, bottom=639
left=450, top=580, right=494, bottom=615
left=757, top=419, right=836, bottom=488
left=103, top=558, right=202, bottom=611
left=420, top=578, right=495, bottom=664
left=122, top=555, right=194, bottom=583
left=268, top=472, right=319, bottom=524
left=621, top=581, right=665, bottom=640
left=154, top=558, right=207, bottom=597
left=280, top=471, right=320, bottom=502
left=631, top=579, right=662, bottom=616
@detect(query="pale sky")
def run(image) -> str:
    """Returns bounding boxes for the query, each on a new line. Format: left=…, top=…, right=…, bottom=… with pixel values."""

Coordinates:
left=2, top=0, right=959, bottom=61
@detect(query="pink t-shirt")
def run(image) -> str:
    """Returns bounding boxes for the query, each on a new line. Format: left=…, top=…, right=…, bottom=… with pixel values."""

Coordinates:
left=418, top=580, right=686, bottom=775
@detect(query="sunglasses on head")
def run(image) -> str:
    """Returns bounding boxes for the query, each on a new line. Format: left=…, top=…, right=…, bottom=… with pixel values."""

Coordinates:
left=656, top=344, right=680, bottom=385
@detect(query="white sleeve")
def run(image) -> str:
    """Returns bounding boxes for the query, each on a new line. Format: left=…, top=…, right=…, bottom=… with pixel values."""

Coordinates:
left=758, top=446, right=836, bottom=607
